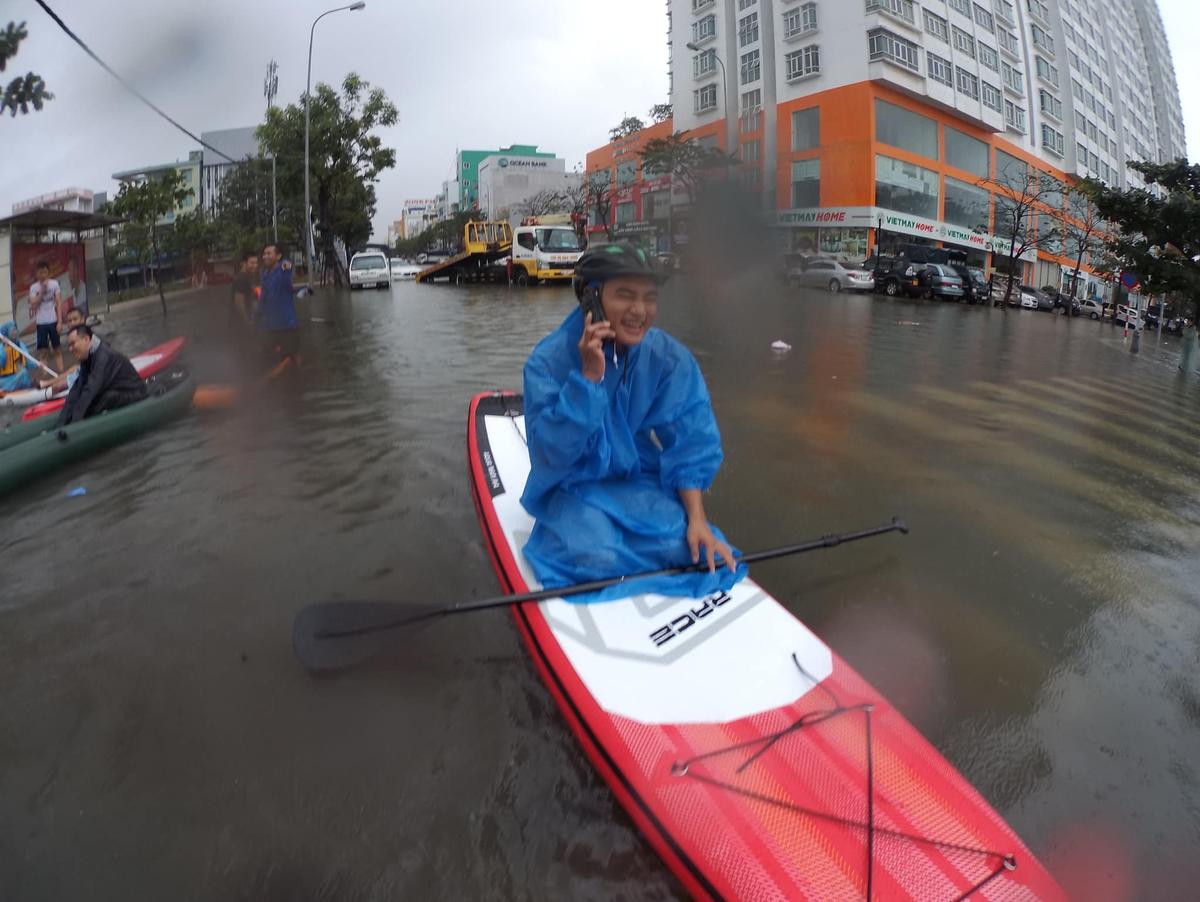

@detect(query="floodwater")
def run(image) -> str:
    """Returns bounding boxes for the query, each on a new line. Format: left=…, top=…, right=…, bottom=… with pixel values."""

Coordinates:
left=2, top=274, right=1198, bottom=900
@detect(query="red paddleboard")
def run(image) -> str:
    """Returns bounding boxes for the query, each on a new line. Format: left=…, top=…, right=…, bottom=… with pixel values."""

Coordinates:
left=466, top=391, right=1064, bottom=901
left=21, top=337, right=187, bottom=422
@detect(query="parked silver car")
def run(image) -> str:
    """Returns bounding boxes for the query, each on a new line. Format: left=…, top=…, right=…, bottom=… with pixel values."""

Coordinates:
left=792, top=258, right=875, bottom=293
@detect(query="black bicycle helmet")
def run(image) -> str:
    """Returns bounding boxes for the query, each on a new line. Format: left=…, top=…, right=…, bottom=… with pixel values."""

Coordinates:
left=572, top=242, right=667, bottom=300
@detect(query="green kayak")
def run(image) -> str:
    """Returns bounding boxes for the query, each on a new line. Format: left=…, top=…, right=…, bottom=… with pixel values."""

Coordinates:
left=0, top=371, right=196, bottom=496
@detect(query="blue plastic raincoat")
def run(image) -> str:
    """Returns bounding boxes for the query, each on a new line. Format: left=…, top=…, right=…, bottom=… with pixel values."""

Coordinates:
left=520, top=306, right=747, bottom=602
left=0, top=321, right=36, bottom=393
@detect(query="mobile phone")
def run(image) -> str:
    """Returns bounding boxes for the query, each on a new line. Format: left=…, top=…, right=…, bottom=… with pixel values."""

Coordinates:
left=586, top=285, right=607, bottom=325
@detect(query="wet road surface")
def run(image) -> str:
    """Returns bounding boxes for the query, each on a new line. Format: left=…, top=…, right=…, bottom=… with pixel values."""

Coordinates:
left=2, top=275, right=1198, bottom=899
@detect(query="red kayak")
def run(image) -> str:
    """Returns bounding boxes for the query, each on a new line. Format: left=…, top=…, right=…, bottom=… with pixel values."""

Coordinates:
left=21, top=337, right=187, bottom=422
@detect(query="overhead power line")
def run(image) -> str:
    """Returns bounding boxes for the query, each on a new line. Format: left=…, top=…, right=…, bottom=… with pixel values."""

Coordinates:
left=34, top=0, right=237, bottom=164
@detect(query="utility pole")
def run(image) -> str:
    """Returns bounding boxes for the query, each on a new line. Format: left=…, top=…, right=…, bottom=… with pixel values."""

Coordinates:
left=264, top=60, right=279, bottom=244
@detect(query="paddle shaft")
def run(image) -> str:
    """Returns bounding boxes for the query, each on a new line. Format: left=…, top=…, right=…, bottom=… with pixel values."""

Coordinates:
left=0, top=330, right=58, bottom=379
left=318, top=518, right=908, bottom=640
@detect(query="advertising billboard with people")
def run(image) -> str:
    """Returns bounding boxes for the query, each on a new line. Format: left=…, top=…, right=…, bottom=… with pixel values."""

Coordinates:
left=10, top=242, right=88, bottom=334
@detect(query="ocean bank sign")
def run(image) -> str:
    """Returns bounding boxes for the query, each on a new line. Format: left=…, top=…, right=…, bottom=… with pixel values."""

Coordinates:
left=498, top=157, right=550, bottom=169
left=776, top=206, right=1035, bottom=261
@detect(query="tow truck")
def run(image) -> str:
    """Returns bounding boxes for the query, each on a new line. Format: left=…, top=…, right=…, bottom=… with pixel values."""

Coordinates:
left=510, top=214, right=587, bottom=285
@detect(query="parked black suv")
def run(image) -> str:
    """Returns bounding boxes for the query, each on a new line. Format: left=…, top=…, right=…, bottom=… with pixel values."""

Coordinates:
left=862, top=255, right=922, bottom=298
left=945, top=263, right=988, bottom=303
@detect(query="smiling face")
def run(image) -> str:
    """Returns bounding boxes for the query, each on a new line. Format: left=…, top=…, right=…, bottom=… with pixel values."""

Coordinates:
left=600, top=276, right=659, bottom=347
left=261, top=245, right=279, bottom=269
left=64, top=308, right=85, bottom=329
left=66, top=328, right=91, bottom=361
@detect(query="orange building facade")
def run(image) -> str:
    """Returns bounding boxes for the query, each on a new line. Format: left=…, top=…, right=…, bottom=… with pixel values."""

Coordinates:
left=586, top=82, right=1112, bottom=299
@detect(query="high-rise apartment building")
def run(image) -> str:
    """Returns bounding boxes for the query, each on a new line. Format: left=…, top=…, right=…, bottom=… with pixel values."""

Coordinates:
left=600, top=0, right=1187, bottom=290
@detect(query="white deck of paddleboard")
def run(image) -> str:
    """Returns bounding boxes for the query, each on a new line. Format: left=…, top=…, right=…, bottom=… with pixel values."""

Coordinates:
left=482, top=413, right=832, bottom=725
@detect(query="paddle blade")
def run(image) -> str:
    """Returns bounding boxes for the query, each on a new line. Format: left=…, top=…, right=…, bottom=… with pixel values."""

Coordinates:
left=292, top=601, right=443, bottom=674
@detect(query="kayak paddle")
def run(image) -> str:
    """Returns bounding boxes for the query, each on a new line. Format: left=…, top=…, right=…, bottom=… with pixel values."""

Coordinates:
left=0, top=329, right=59, bottom=379
left=293, top=517, right=909, bottom=674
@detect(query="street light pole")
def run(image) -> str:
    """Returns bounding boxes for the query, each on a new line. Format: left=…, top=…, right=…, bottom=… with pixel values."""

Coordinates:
left=264, top=60, right=279, bottom=244
left=305, top=2, right=366, bottom=286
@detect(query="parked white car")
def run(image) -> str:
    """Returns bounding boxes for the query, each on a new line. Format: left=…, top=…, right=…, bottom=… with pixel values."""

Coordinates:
left=390, top=259, right=422, bottom=280
left=1079, top=299, right=1105, bottom=320
left=349, top=252, right=391, bottom=290
left=1114, top=304, right=1143, bottom=329
left=792, top=258, right=875, bottom=293
left=1019, top=287, right=1040, bottom=309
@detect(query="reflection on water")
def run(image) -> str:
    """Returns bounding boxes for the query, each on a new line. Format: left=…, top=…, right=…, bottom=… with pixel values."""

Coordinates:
left=1, top=277, right=1197, bottom=898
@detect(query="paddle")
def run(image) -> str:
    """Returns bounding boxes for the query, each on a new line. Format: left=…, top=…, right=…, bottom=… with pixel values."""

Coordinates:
left=293, top=517, right=909, bottom=673
left=0, top=329, right=59, bottom=379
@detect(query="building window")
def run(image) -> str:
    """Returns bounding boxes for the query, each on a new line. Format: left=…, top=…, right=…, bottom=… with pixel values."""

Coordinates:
left=1071, top=78, right=1084, bottom=101
left=944, top=176, right=991, bottom=229
left=691, top=14, right=715, bottom=44
left=615, top=201, right=636, bottom=225
left=978, top=42, right=999, bottom=71
left=741, top=88, right=762, bottom=112
left=693, top=48, right=716, bottom=78
left=948, top=0, right=970, bottom=15
left=945, top=126, right=989, bottom=177
left=875, top=98, right=938, bottom=159
left=1041, top=124, right=1064, bottom=156
left=1027, top=0, right=1050, bottom=22
left=1004, top=99, right=1026, bottom=132
left=694, top=83, right=718, bottom=113
left=1035, top=55, right=1058, bottom=87
left=741, top=139, right=761, bottom=162
left=868, top=28, right=920, bottom=72
left=738, top=0, right=756, bottom=8
left=1031, top=23, right=1054, bottom=54
left=692, top=0, right=714, bottom=12
left=791, top=158, right=820, bottom=207
left=792, top=106, right=820, bottom=150
left=785, top=44, right=821, bottom=81
left=783, top=3, right=818, bottom=38
left=1039, top=89, right=1062, bottom=120
left=923, top=9, right=949, bottom=41
left=616, top=161, right=638, bottom=186
left=927, top=51, right=953, bottom=86
left=952, top=26, right=976, bottom=58
left=996, top=28, right=1019, bottom=56
left=1001, top=61, right=1023, bottom=94
left=740, top=49, right=761, bottom=84
left=994, top=0, right=1015, bottom=23
left=738, top=12, right=759, bottom=47
left=981, top=81, right=1002, bottom=111
left=956, top=67, right=980, bottom=100
left=875, top=154, right=939, bottom=219
left=866, top=0, right=915, bottom=26
left=973, top=4, right=994, bottom=32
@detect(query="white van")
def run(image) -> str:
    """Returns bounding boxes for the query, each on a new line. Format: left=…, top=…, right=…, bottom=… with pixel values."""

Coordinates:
left=349, top=252, right=391, bottom=290
left=1114, top=304, right=1142, bottom=329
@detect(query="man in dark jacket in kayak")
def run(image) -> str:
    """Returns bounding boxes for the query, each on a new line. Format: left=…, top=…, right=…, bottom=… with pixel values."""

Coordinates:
left=57, top=324, right=147, bottom=426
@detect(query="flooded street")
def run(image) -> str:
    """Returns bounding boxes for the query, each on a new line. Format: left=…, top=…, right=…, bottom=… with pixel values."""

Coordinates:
left=2, top=275, right=1199, bottom=899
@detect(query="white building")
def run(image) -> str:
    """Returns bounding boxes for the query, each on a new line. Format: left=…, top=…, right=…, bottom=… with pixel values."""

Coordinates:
left=199, top=127, right=262, bottom=214
left=660, top=0, right=1185, bottom=283
left=13, top=188, right=95, bottom=215
left=401, top=199, right=439, bottom=239
left=477, top=153, right=582, bottom=223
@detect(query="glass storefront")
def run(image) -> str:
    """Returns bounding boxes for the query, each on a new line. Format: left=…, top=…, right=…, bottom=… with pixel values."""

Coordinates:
left=875, top=155, right=939, bottom=220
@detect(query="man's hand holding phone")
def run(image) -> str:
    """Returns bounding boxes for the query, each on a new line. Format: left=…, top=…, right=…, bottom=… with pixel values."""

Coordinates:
left=579, top=311, right=615, bottom=384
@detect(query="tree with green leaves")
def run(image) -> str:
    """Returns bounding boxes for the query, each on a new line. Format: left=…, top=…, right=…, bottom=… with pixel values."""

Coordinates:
left=609, top=115, right=645, bottom=142
left=648, top=103, right=672, bottom=124
left=640, top=132, right=735, bottom=206
left=110, top=171, right=193, bottom=314
left=258, top=72, right=397, bottom=285
left=1, top=21, right=52, bottom=116
left=394, top=210, right=477, bottom=258
left=1082, top=159, right=1200, bottom=372
left=213, top=156, right=281, bottom=257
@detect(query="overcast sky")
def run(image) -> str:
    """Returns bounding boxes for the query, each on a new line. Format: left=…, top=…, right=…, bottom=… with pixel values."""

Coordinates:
left=0, top=0, right=1196, bottom=241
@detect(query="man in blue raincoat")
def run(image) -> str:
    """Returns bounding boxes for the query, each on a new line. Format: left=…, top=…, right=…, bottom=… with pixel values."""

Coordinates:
left=520, top=242, right=746, bottom=601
